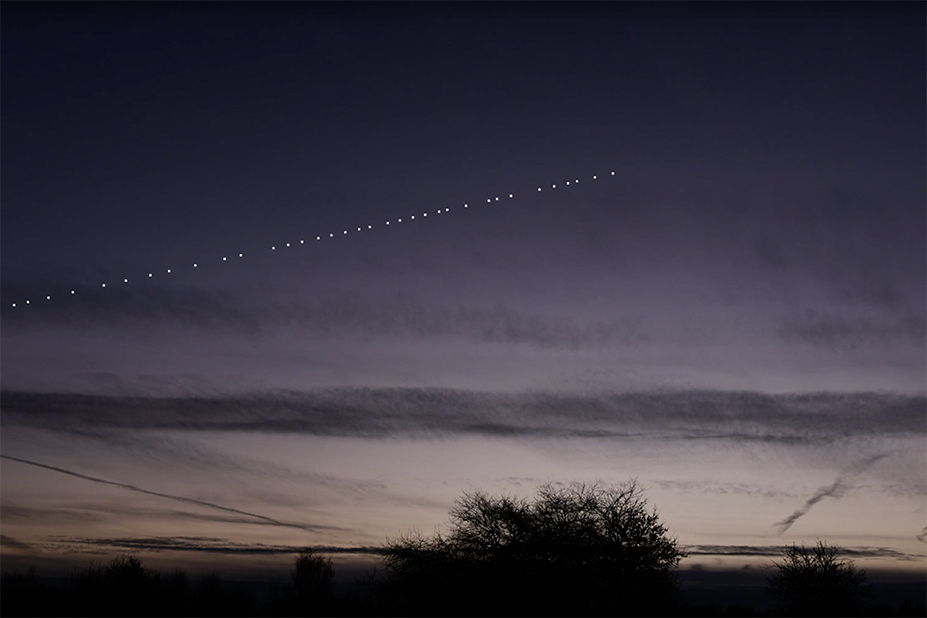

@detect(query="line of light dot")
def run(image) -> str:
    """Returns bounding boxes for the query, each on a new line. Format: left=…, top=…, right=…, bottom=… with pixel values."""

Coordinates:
left=9, top=171, right=616, bottom=308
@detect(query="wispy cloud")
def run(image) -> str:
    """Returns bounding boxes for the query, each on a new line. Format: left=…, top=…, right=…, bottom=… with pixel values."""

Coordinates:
left=1, top=283, right=649, bottom=350
left=0, top=535, right=37, bottom=552
left=0, top=282, right=262, bottom=334
left=57, top=536, right=385, bottom=556
left=779, top=310, right=926, bottom=351
left=0, top=455, right=335, bottom=534
left=685, top=544, right=921, bottom=561
left=651, top=479, right=793, bottom=500
left=31, top=537, right=924, bottom=562
left=0, top=502, right=333, bottom=531
left=773, top=454, right=889, bottom=535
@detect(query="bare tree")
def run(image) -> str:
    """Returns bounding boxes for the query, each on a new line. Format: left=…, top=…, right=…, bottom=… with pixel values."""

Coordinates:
left=767, top=541, right=872, bottom=616
left=382, top=481, right=685, bottom=616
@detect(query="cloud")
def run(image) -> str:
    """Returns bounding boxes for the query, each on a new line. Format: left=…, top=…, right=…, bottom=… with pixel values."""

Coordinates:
left=52, top=429, right=392, bottom=499
left=0, top=455, right=334, bottom=534
left=55, top=536, right=385, bottom=556
left=0, top=502, right=335, bottom=531
left=650, top=479, right=793, bottom=500
left=1, top=282, right=650, bottom=350
left=0, top=282, right=262, bottom=334
left=57, top=538, right=919, bottom=562
left=685, top=544, right=921, bottom=561
left=779, top=310, right=926, bottom=351
left=773, top=454, right=889, bottom=535
left=2, top=388, right=923, bottom=443
left=0, top=535, right=36, bottom=552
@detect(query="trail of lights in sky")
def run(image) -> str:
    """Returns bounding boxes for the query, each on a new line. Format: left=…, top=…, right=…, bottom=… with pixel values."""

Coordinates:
left=7, top=171, right=616, bottom=310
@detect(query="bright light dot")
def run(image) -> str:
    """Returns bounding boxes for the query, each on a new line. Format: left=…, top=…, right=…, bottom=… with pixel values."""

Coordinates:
left=124, top=278, right=128, bottom=283
left=11, top=303, right=15, bottom=307
left=25, top=300, right=30, bottom=304
left=495, top=197, right=499, bottom=201
left=300, top=240, right=305, bottom=244
left=464, top=204, right=468, bottom=208
left=102, top=284, right=106, bottom=288
left=509, top=194, right=513, bottom=198
left=423, top=213, right=427, bottom=217
left=575, top=179, right=579, bottom=183
left=398, top=218, right=402, bottom=222
left=436, top=210, right=441, bottom=214
left=272, top=246, right=276, bottom=250
left=368, top=225, right=372, bottom=229
left=552, top=184, right=556, bottom=188
left=538, top=187, right=542, bottom=191
left=487, top=198, right=491, bottom=203
left=71, top=290, right=75, bottom=294
left=239, top=253, right=243, bottom=257
left=358, top=227, right=362, bottom=231
left=593, top=175, right=597, bottom=179
left=611, top=171, right=615, bottom=175
left=566, top=181, right=570, bottom=185
left=343, top=230, right=347, bottom=234
left=193, top=263, right=197, bottom=268
left=148, top=273, right=153, bottom=277
left=223, top=257, right=227, bottom=261
left=330, top=234, right=334, bottom=237
left=167, top=269, right=171, bottom=273
left=286, top=243, right=290, bottom=247
left=46, top=295, right=51, bottom=300
left=445, top=208, right=449, bottom=212
left=317, top=237, right=321, bottom=240
left=386, top=221, right=390, bottom=225
left=411, top=215, right=415, bottom=219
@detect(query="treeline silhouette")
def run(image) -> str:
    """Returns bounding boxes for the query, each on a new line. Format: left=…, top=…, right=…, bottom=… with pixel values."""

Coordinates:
left=2, top=483, right=924, bottom=617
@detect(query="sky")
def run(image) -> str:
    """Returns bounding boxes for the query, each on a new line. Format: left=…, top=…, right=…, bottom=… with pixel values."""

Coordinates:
left=2, top=1, right=925, bottom=593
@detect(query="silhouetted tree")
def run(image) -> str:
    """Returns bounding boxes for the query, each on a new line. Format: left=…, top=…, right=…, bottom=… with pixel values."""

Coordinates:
left=767, top=541, right=872, bottom=616
left=381, top=481, right=685, bottom=616
left=291, top=551, right=335, bottom=616
left=65, top=556, right=157, bottom=616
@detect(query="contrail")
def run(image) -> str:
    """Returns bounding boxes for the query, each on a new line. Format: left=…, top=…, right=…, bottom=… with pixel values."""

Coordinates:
left=0, top=454, right=323, bottom=533
left=773, top=454, right=888, bottom=535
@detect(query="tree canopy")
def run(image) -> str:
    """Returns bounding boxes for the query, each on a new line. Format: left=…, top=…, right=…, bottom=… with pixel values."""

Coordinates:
left=381, top=481, right=685, bottom=616
left=767, top=541, right=872, bottom=617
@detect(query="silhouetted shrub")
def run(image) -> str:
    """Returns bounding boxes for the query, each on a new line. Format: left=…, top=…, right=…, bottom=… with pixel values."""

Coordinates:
left=381, top=481, right=686, bottom=616
left=767, top=541, right=872, bottom=616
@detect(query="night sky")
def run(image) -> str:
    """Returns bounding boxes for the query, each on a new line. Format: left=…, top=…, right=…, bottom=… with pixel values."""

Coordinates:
left=2, top=1, right=924, bottom=591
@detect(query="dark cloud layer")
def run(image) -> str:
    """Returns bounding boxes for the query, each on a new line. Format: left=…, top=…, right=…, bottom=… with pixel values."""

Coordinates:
left=2, top=388, right=922, bottom=443
left=12, top=536, right=918, bottom=563
left=686, top=544, right=921, bottom=562
left=780, top=311, right=926, bottom=351
left=56, top=536, right=384, bottom=556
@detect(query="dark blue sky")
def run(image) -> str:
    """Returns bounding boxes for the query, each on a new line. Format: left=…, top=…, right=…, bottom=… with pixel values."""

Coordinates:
left=3, top=2, right=922, bottom=288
